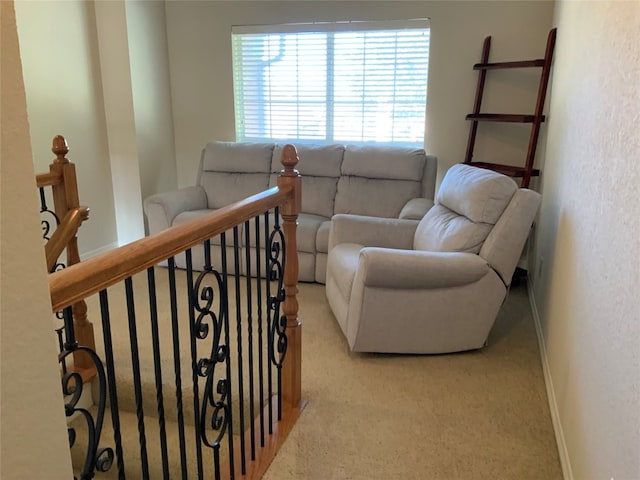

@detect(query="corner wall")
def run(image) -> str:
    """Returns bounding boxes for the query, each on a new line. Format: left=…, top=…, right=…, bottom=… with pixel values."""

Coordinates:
left=15, top=0, right=178, bottom=252
left=1, top=1, right=74, bottom=476
left=14, top=0, right=119, bottom=256
left=530, top=1, right=640, bottom=478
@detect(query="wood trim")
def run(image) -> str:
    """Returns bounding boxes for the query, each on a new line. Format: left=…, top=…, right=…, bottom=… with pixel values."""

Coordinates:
left=469, top=161, right=541, bottom=177
left=49, top=186, right=293, bottom=312
left=473, top=59, right=545, bottom=70
left=523, top=27, right=557, bottom=187
left=465, top=113, right=545, bottom=123
left=219, top=398, right=307, bottom=479
left=36, top=171, right=63, bottom=188
left=464, top=35, right=491, bottom=164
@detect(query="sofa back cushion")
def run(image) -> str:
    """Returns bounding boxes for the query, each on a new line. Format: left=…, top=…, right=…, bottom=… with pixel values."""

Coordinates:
left=334, top=146, right=426, bottom=218
left=269, top=144, right=344, bottom=218
left=198, top=141, right=274, bottom=208
left=413, top=164, right=517, bottom=253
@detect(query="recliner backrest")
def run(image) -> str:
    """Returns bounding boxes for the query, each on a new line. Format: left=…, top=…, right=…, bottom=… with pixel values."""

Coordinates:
left=479, top=188, right=541, bottom=286
left=413, top=164, right=518, bottom=253
left=197, top=141, right=274, bottom=209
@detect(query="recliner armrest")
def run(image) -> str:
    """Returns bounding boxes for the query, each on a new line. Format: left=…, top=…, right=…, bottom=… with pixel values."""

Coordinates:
left=358, top=249, right=490, bottom=289
left=329, top=214, right=418, bottom=251
left=143, top=186, right=208, bottom=233
left=399, top=197, right=434, bottom=220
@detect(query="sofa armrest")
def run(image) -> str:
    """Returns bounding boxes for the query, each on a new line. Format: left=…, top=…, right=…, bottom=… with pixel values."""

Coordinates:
left=329, top=214, right=418, bottom=251
left=143, top=186, right=208, bottom=233
left=358, top=249, right=490, bottom=289
left=399, top=198, right=435, bottom=220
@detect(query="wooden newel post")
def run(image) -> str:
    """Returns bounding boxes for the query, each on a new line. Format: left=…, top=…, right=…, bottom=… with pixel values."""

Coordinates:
left=50, top=135, right=96, bottom=379
left=277, top=145, right=302, bottom=410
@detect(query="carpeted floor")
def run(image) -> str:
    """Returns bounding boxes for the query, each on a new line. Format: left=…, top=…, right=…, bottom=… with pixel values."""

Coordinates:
left=263, top=279, right=563, bottom=480
left=79, top=268, right=562, bottom=479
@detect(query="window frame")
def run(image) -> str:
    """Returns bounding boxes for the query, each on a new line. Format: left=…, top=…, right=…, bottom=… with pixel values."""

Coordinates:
left=231, top=19, right=430, bottom=147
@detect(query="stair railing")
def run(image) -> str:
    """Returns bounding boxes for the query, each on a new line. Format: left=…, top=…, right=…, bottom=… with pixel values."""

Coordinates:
left=36, top=135, right=95, bottom=382
left=48, top=144, right=303, bottom=479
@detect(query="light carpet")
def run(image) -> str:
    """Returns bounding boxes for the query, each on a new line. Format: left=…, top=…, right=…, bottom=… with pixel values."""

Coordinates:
left=263, top=279, right=562, bottom=480
left=78, top=268, right=562, bottom=479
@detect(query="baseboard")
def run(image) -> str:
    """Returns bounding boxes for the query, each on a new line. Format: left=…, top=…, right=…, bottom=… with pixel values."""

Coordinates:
left=81, top=242, right=118, bottom=260
left=527, top=280, right=574, bottom=480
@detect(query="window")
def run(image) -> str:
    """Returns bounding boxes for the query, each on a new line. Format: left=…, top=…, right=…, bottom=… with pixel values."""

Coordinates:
left=232, top=19, right=430, bottom=146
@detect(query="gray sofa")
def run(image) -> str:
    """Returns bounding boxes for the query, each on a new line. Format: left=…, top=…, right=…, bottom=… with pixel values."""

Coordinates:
left=143, top=141, right=437, bottom=283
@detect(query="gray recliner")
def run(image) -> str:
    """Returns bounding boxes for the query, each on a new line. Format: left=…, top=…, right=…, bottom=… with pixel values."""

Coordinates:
left=325, top=163, right=542, bottom=354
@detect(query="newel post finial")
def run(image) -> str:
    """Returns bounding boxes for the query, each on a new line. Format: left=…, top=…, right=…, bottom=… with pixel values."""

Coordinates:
left=280, top=144, right=299, bottom=176
left=52, top=135, right=69, bottom=164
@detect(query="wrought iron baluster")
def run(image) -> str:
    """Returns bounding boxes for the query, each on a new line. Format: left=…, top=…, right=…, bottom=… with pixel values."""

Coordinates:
left=61, top=305, right=114, bottom=480
left=168, top=257, right=188, bottom=479
left=98, top=289, right=125, bottom=479
left=193, top=238, right=231, bottom=480
left=147, top=266, right=170, bottom=478
left=264, top=211, right=274, bottom=434
left=255, top=214, right=266, bottom=447
left=232, top=226, right=247, bottom=474
left=268, top=207, right=287, bottom=422
left=244, top=220, right=256, bottom=460
left=39, top=186, right=66, bottom=272
left=220, top=231, right=236, bottom=479
left=39, top=186, right=59, bottom=242
left=186, top=247, right=205, bottom=478
left=124, top=276, right=150, bottom=478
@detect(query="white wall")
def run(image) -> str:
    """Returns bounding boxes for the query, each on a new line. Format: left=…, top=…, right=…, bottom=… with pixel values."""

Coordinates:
left=15, top=0, right=119, bottom=257
left=15, top=0, right=179, bottom=251
left=93, top=0, right=146, bottom=245
left=531, top=1, right=640, bottom=478
left=126, top=0, right=178, bottom=210
left=0, top=1, right=73, bottom=477
left=165, top=0, right=555, bottom=187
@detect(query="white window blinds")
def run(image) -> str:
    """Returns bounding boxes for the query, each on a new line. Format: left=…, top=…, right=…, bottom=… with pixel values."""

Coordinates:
left=232, top=19, right=430, bottom=146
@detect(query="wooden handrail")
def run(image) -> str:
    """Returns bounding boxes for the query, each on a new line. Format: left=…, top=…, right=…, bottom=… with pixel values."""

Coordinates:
left=49, top=185, right=293, bottom=312
left=45, top=206, right=90, bottom=272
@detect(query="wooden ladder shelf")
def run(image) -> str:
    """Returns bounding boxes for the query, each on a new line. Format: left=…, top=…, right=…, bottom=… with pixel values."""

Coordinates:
left=464, top=28, right=557, bottom=188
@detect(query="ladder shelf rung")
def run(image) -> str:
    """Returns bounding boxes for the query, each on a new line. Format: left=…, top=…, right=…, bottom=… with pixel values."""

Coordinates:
left=467, top=161, right=541, bottom=178
left=466, top=113, right=546, bottom=123
left=473, top=59, right=545, bottom=70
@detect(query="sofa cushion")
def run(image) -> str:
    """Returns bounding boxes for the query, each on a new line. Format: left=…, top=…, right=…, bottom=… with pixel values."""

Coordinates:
left=334, top=145, right=425, bottom=218
left=201, top=172, right=270, bottom=209
left=271, top=144, right=344, bottom=177
left=296, top=214, right=328, bottom=253
left=270, top=174, right=338, bottom=219
left=335, top=177, right=421, bottom=218
left=315, top=220, right=331, bottom=254
left=201, top=141, right=274, bottom=173
left=198, top=141, right=274, bottom=209
left=270, top=144, right=343, bottom=218
left=341, top=145, right=426, bottom=180
left=245, top=212, right=327, bottom=254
